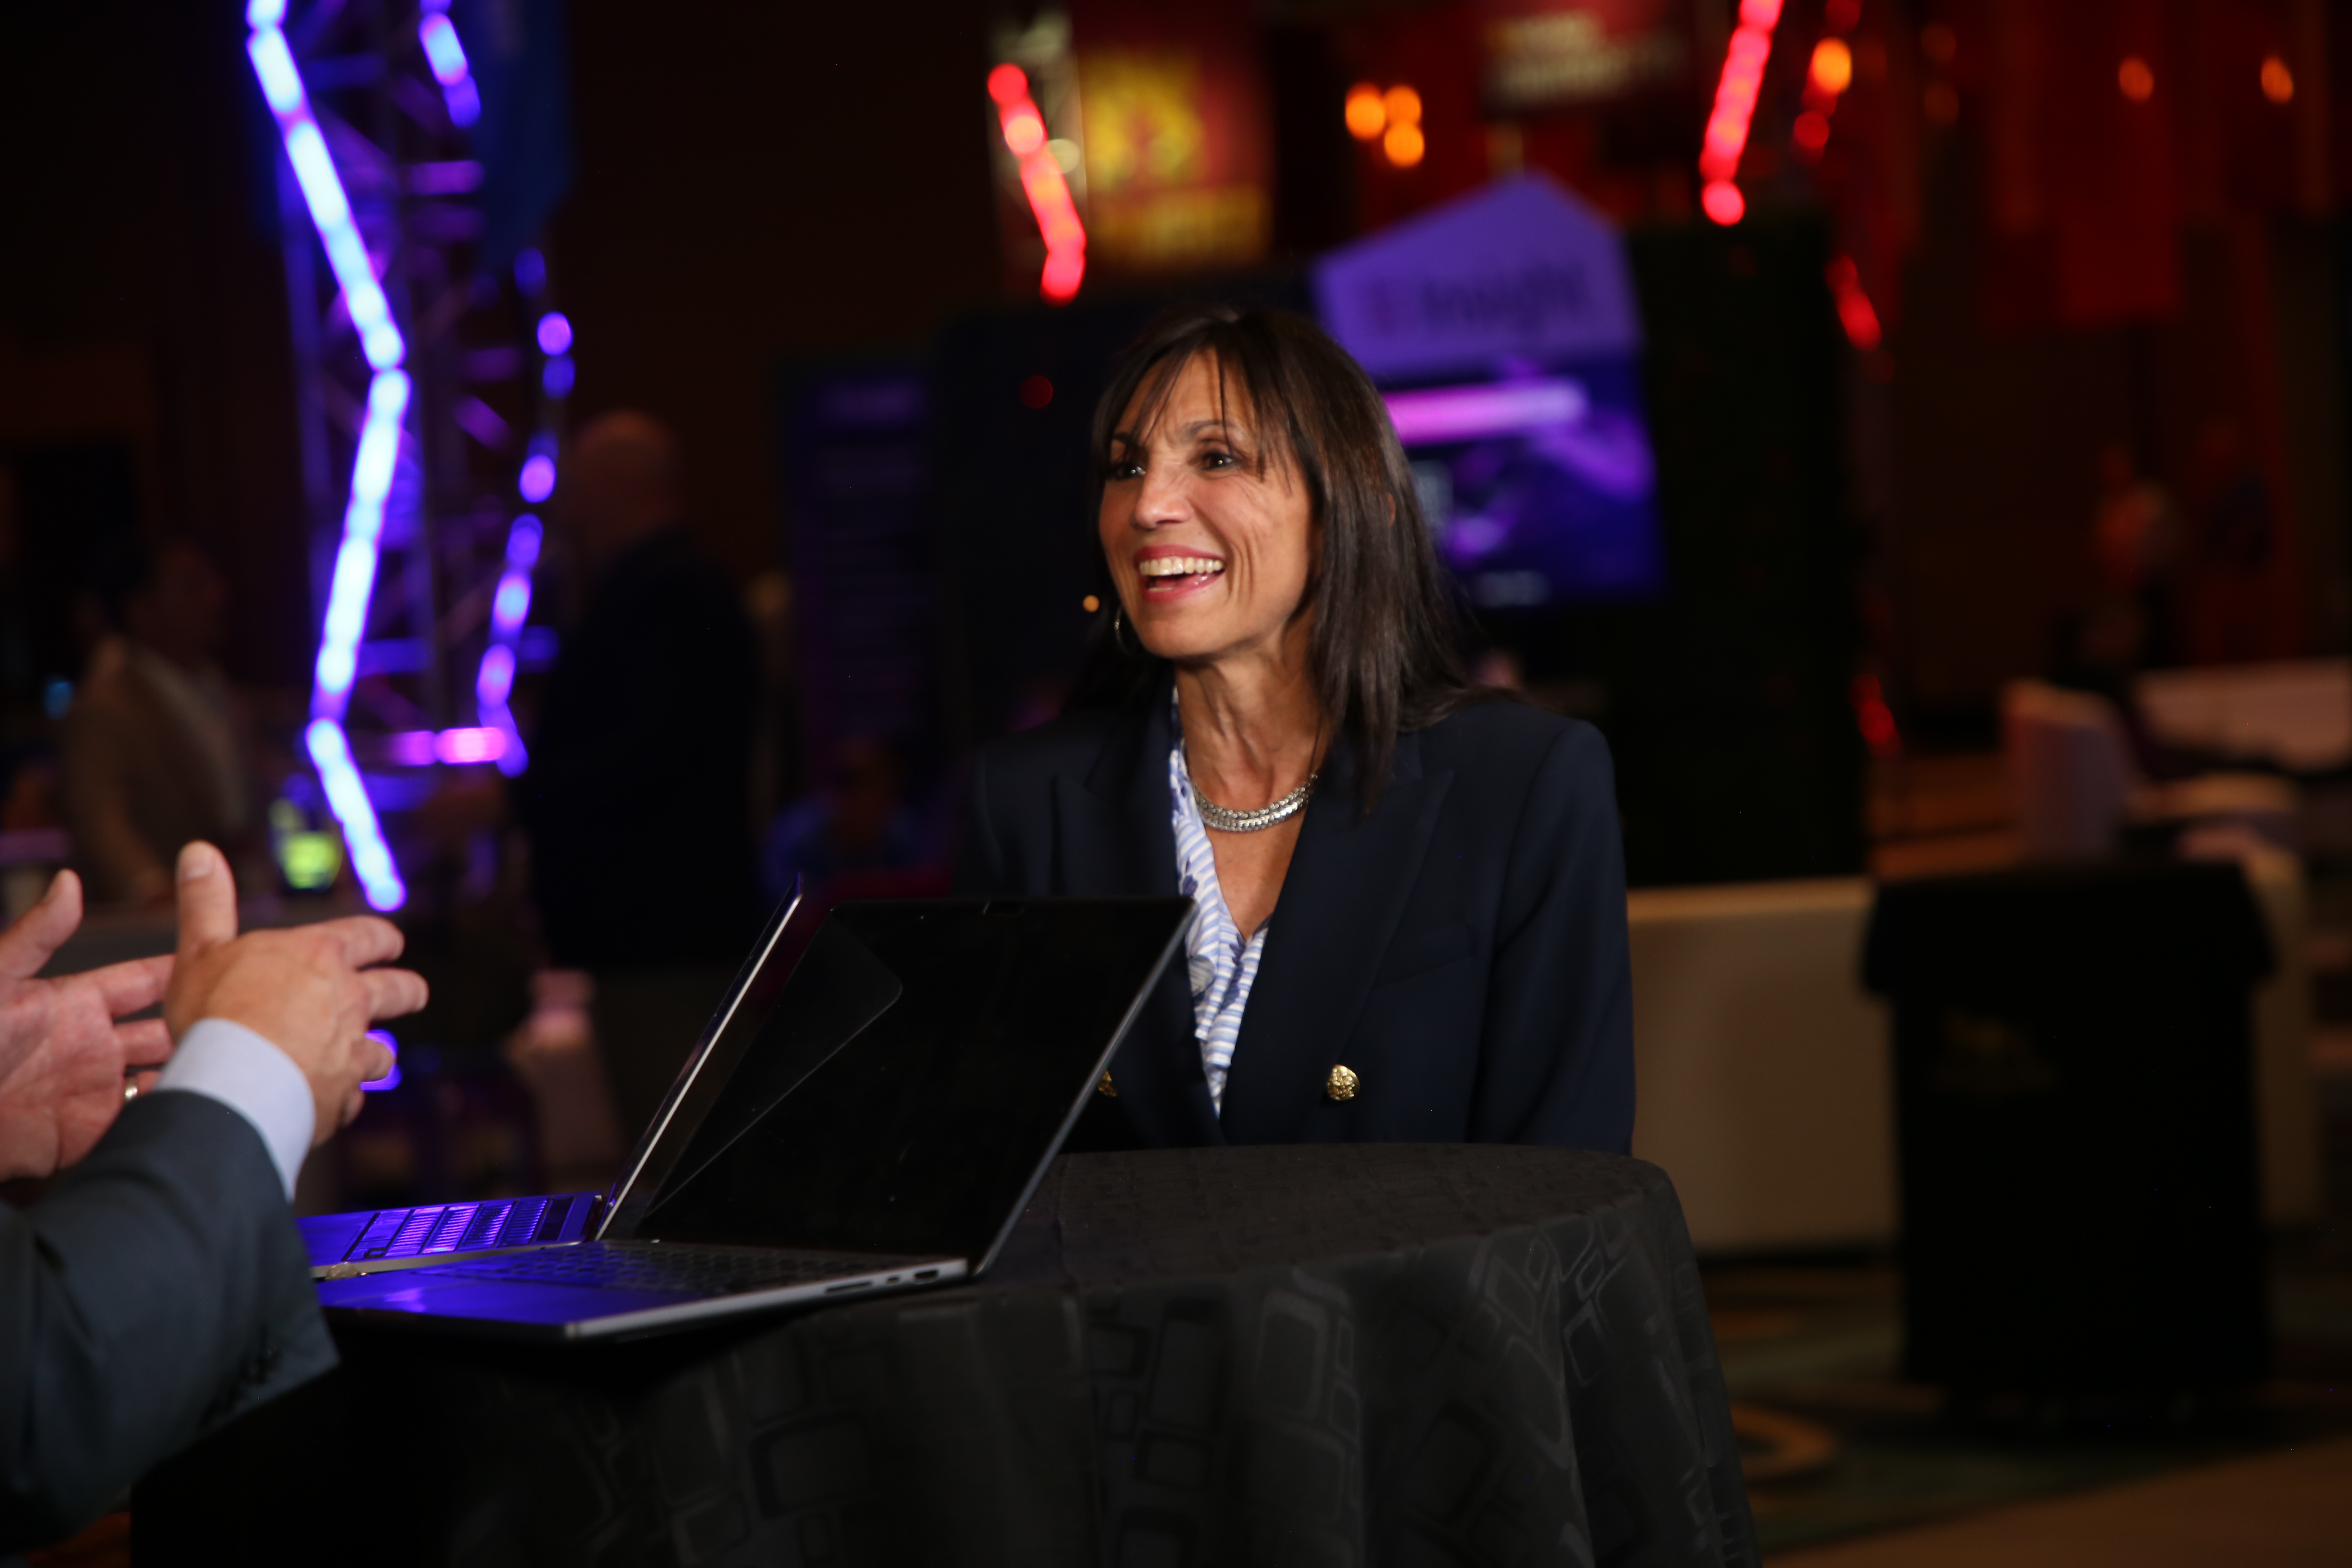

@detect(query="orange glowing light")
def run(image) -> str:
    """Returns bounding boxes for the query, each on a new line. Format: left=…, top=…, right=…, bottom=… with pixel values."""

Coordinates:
left=992, top=69, right=1086, bottom=305
left=1344, top=83, right=1386, bottom=139
left=1810, top=37, right=1853, bottom=95
left=1082, top=594, right=1101, bottom=613
left=1003, top=109, right=1045, bottom=156
left=2118, top=57, right=2154, bottom=101
left=1383, top=85, right=1423, bottom=126
left=2261, top=55, right=2294, bottom=104
left=1699, top=0, right=1783, bottom=199
left=1384, top=121, right=1426, bottom=168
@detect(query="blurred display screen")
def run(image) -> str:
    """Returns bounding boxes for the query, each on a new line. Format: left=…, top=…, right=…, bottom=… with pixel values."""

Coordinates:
left=1386, top=360, right=1664, bottom=609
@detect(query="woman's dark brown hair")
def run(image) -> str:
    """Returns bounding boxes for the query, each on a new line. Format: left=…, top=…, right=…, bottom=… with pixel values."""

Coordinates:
left=1083, top=302, right=1486, bottom=811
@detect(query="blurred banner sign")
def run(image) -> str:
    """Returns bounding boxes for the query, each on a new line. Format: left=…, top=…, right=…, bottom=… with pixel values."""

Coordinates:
left=1476, top=0, right=1696, bottom=116
left=1313, top=174, right=1642, bottom=381
left=1073, top=0, right=1272, bottom=276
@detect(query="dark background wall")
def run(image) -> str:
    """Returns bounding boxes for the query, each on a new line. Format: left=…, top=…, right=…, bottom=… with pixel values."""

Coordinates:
left=0, top=0, right=1012, bottom=689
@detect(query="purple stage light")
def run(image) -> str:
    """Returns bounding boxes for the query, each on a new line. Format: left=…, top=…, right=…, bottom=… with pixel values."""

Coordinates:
left=1382, top=379, right=1590, bottom=446
left=476, top=644, right=516, bottom=707
left=386, top=731, right=437, bottom=767
left=492, top=576, right=531, bottom=633
left=536, top=312, right=573, bottom=355
left=312, top=371, right=411, bottom=711
left=515, top=248, right=547, bottom=295
left=251, top=3, right=415, bottom=909
left=362, top=1029, right=401, bottom=1091
left=541, top=355, right=575, bottom=398
left=416, top=12, right=480, bottom=127
left=518, top=453, right=555, bottom=502
left=306, top=719, right=405, bottom=910
left=248, top=22, right=406, bottom=371
left=435, top=727, right=507, bottom=765
left=505, top=514, right=543, bottom=569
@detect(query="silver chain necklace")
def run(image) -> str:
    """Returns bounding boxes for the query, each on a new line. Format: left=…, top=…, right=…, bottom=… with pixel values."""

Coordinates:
left=1188, top=754, right=1318, bottom=833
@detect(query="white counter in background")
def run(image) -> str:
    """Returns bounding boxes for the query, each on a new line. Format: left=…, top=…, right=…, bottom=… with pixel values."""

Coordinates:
left=1629, top=878, right=1893, bottom=1255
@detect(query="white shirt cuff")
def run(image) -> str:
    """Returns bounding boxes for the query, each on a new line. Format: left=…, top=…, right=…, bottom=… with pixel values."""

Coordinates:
left=153, top=1018, right=316, bottom=1199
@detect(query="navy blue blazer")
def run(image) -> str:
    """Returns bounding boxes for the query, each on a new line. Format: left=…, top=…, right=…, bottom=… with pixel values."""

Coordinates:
left=0, top=1093, right=332, bottom=1551
left=954, top=680, right=1634, bottom=1154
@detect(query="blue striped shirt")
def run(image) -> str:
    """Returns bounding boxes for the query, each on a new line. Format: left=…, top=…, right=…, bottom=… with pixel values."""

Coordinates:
left=1169, top=722, right=1269, bottom=1115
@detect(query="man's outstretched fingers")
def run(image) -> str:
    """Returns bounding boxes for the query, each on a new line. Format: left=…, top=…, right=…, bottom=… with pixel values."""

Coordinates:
left=360, top=967, right=430, bottom=1023
left=357, top=1035, right=395, bottom=1081
left=0, top=870, right=83, bottom=982
left=312, top=916, right=407, bottom=972
left=116, top=1017, right=175, bottom=1068
left=173, top=843, right=239, bottom=963
left=91, top=954, right=172, bottom=1022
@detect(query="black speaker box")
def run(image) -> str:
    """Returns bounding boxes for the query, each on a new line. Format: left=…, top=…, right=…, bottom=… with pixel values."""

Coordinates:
left=1865, top=860, right=2272, bottom=1395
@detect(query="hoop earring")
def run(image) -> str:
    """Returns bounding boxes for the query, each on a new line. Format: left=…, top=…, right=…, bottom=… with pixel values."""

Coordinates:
left=1111, top=603, right=1145, bottom=659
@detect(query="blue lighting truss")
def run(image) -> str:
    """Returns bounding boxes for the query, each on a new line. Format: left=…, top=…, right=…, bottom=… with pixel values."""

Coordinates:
left=246, top=0, right=570, bottom=909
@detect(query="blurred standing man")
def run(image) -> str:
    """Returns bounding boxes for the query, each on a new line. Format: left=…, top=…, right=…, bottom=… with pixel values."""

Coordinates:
left=61, top=539, right=257, bottom=906
left=510, top=412, right=760, bottom=1137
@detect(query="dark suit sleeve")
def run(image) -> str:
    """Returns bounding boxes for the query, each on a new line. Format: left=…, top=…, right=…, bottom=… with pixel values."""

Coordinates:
left=0, top=1092, right=335, bottom=1551
left=1470, top=722, right=1635, bottom=1154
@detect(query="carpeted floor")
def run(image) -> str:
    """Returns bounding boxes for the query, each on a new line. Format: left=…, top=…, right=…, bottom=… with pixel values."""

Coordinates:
left=1717, top=1034, right=2352, bottom=1560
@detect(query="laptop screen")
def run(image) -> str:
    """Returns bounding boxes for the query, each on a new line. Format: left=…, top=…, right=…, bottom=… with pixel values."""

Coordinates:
left=618, top=897, right=1191, bottom=1268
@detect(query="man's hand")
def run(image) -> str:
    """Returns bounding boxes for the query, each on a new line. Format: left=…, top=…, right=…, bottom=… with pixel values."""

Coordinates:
left=0, top=871, right=175, bottom=1181
left=164, top=844, right=428, bottom=1146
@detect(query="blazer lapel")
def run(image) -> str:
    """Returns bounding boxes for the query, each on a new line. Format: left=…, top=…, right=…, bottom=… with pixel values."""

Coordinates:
left=1048, top=682, right=1224, bottom=1146
left=1216, top=730, right=1454, bottom=1143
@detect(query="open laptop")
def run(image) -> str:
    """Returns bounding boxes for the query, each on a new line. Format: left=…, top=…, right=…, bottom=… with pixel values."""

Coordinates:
left=313, top=895, right=1191, bottom=1340
left=300, top=885, right=815, bottom=1283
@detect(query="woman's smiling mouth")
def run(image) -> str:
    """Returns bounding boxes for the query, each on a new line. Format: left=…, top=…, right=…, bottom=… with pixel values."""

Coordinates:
left=1136, top=553, right=1226, bottom=597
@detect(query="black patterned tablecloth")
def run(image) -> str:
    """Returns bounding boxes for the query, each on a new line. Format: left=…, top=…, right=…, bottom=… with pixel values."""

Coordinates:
left=135, top=1145, right=1756, bottom=1568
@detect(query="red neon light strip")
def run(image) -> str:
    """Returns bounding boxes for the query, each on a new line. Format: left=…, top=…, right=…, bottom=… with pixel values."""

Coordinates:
left=1825, top=256, right=1881, bottom=349
left=988, top=64, right=1086, bottom=305
left=1698, top=0, right=1785, bottom=224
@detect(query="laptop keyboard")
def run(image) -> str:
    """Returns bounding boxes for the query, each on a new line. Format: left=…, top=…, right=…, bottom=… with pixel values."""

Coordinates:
left=439, top=1242, right=938, bottom=1297
left=326, top=1192, right=597, bottom=1264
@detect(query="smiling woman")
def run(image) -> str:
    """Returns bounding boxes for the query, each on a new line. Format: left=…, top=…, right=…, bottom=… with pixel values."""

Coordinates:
left=953, top=304, right=1633, bottom=1156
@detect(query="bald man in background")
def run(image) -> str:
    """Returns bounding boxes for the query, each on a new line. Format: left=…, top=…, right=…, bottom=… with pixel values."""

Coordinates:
left=508, top=412, right=760, bottom=1136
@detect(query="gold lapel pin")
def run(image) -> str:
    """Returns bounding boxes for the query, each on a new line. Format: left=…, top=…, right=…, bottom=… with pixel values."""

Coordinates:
left=1326, top=1064, right=1359, bottom=1102
left=1096, top=1072, right=1117, bottom=1097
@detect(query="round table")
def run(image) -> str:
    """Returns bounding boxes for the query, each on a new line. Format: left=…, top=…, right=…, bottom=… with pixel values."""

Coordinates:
left=137, top=1145, right=1757, bottom=1567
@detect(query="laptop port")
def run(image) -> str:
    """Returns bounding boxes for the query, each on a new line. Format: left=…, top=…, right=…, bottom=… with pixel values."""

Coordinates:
left=915, top=1269, right=940, bottom=1281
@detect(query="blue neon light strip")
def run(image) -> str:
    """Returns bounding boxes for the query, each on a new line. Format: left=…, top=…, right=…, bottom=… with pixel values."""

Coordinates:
left=417, top=11, right=481, bottom=127
left=247, top=0, right=408, bottom=911
left=474, top=512, right=542, bottom=775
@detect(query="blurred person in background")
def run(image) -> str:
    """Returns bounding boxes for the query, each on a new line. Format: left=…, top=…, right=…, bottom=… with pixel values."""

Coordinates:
left=759, top=735, right=931, bottom=907
left=2089, top=441, right=2181, bottom=669
left=2184, top=416, right=2282, bottom=664
left=455, top=411, right=761, bottom=1138
left=59, top=537, right=258, bottom=907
